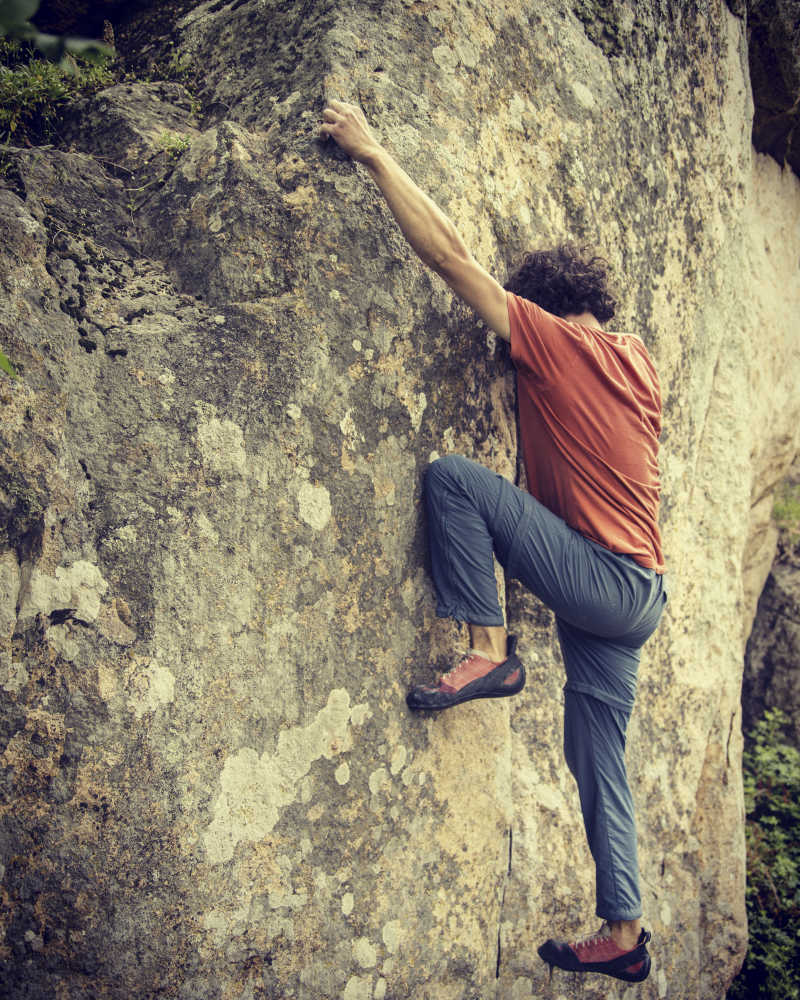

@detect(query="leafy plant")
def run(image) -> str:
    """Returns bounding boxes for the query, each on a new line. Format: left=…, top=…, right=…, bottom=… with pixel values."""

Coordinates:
left=159, top=50, right=195, bottom=87
left=773, top=480, right=800, bottom=541
left=0, top=346, right=18, bottom=377
left=0, top=0, right=112, bottom=69
left=0, top=36, right=112, bottom=146
left=728, top=709, right=800, bottom=999
left=158, top=130, right=191, bottom=158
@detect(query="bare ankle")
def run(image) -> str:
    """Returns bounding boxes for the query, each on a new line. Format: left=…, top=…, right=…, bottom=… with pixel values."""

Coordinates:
left=608, top=919, right=641, bottom=949
left=468, top=624, right=507, bottom=662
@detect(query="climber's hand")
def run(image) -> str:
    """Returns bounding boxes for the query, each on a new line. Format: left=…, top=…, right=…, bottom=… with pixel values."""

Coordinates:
left=321, top=100, right=382, bottom=164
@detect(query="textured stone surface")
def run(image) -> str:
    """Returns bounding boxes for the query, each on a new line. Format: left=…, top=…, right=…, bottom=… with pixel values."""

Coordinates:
left=1, top=1, right=799, bottom=998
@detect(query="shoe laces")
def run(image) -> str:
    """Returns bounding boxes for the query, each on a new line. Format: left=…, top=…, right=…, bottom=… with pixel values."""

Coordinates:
left=571, top=923, right=611, bottom=952
left=441, top=652, right=475, bottom=684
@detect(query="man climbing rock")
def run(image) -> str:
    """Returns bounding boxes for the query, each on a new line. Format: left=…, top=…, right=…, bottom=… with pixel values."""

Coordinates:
left=321, top=99, right=667, bottom=985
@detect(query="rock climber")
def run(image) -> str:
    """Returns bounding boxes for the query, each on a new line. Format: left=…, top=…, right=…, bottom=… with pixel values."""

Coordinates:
left=320, top=99, right=667, bottom=984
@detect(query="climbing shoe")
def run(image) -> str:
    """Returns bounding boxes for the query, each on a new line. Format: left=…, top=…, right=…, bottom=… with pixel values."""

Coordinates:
left=406, top=634, right=525, bottom=712
left=538, top=924, right=652, bottom=983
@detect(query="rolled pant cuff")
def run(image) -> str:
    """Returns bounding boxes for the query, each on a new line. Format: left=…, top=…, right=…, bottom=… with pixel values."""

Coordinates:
left=596, top=906, right=643, bottom=922
left=435, top=603, right=505, bottom=627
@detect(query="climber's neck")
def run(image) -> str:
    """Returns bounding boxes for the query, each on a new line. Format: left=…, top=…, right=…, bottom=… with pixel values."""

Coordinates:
left=563, top=311, right=603, bottom=330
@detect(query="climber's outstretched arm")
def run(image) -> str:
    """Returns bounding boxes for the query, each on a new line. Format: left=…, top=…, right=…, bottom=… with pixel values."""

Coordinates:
left=321, top=100, right=510, bottom=342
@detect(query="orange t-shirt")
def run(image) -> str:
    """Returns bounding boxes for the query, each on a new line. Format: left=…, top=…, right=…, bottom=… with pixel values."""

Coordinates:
left=507, top=292, right=665, bottom=573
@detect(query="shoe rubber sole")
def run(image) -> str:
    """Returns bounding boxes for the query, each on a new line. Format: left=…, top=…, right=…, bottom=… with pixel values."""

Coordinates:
left=537, top=931, right=652, bottom=983
left=406, top=660, right=525, bottom=712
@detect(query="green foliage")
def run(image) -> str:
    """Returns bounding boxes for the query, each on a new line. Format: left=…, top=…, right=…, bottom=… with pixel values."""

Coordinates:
left=0, top=346, right=18, bottom=378
left=158, top=50, right=195, bottom=87
left=1, top=4, right=200, bottom=157
left=158, top=130, right=191, bottom=158
left=728, top=709, right=800, bottom=1000
left=0, top=36, right=112, bottom=146
left=773, top=481, right=800, bottom=540
left=1, top=36, right=68, bottom=140
left=0, top=0, right=112, bottom=70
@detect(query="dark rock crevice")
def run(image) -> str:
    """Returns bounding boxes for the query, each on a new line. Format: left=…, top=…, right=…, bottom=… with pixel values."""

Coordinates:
left=495, top=826, right=513, bottom=979
left=746, top=0, right=800, bottom=177
left=743, top=545, right=800, bottom=746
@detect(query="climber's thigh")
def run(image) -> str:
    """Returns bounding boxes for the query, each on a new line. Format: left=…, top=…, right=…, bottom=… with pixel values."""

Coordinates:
left=424, top=454, right=522, bottom=564
left=507, top=493, right=666, bottom=641
left=425, top=455, right=666, bottom=643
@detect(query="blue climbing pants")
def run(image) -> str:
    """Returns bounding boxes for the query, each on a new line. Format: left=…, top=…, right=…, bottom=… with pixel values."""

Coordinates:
left=424, top=454, right=667, bottom=921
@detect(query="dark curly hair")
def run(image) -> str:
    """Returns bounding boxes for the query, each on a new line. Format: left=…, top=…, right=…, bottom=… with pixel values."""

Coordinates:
left=504, top=244, right=617, bottom=323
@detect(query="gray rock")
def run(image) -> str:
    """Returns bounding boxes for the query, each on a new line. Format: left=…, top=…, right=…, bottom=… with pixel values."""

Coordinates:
left=62, top=81, right=201, bottom=172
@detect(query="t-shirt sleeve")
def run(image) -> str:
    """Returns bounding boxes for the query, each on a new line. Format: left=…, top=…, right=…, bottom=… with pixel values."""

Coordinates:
left=507, top=291, right=575, bottom=383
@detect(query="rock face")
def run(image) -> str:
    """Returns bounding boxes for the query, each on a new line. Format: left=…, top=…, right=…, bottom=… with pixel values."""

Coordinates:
left=1, top=2, right=799, bottom=998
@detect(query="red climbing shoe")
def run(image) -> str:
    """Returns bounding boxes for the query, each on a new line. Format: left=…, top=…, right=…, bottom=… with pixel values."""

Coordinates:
left=538, top=925, right=652, bottom=982
left=406, top=635, right=525, bottom=711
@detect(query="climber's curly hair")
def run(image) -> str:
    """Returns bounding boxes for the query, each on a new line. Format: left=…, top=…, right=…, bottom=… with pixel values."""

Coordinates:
left=504, top=243, right=618, bottom=323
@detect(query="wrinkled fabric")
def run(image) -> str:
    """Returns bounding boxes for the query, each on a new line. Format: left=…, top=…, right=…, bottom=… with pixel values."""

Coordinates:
left=424, top=453, right=667, bottom=918
left=507, top=292, right=665, bottom=573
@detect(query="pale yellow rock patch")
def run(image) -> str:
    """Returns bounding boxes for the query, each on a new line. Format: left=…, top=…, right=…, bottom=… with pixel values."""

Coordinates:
left=203, top=689, right=364, bottom=863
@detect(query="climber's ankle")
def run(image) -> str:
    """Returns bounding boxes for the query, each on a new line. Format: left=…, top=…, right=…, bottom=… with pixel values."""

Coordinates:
left=467, top=624, right=507, bottom=662
left=607, top=918, right=641, bottom=951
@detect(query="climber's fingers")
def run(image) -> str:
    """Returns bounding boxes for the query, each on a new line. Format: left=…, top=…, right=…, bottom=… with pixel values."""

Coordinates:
left=326, top=98, right=356, bottom=118
left=320, top=101, right=379, bottom=163
left=319, top=106, right=341, bottom=139
left=321, top=100, right=362, bottom=134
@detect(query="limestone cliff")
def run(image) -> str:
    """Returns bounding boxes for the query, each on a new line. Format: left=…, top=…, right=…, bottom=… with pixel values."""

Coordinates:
left=1, top=2, right=799, bottom=998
